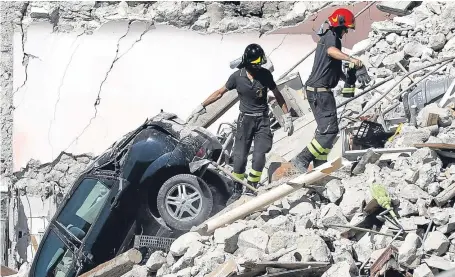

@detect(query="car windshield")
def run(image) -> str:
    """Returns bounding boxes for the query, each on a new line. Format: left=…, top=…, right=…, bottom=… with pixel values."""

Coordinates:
left=56, top=178, right=110, bottom=239
left=33, top=230, right=74, bottom=277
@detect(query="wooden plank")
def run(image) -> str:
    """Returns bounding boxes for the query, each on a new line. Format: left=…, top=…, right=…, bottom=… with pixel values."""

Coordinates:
left=414, top=143, right=455, bottom=150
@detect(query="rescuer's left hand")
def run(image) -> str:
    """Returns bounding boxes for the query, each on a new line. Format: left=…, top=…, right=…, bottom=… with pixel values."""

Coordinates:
left=282, top=113, right=294, bottom=136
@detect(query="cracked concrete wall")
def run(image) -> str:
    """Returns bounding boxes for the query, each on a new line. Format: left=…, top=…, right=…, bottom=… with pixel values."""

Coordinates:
left=13, top=20, right=329, bottom=171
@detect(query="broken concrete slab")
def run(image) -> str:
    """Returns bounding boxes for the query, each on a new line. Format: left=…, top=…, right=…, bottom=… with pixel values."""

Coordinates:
left=170, top=232, right=203, bottom=257
left=296, top=230, right=331, bottom=262
left=398, top=232, right=422, bottom=268
left=424, top=231, right=450, bottom=256
left=413, top=263, right=435, bottom=277
left=260, top=215, right=294, bottom=236
left=424, top=255, right=455, bottom=271
left=237, top=228, right=269, bottom=252
left=321, top=261, right=358, bottom=277
left=146, top=251, right=167, bottom=272
left=323, top=179, right=344, bottom=203
left=266, top=231, right=299, bottom=254
left=213, top=222, right=247, bottom=254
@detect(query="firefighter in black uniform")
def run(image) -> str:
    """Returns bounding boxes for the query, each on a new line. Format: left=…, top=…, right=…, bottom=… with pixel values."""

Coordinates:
left=190, top=44, right=294, bottom=198
left=291, top=8, right=371, bottom=173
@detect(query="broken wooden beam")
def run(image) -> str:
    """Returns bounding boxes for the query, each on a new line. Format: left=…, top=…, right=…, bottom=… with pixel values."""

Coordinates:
left=79, top=249, right=142, bottom=277
left=434, top=182, right=455, bottom=207
left=195, top=158, right=344, bottom=235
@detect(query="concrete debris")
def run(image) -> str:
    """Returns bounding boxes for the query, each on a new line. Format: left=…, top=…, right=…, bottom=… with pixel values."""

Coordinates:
left=424, top=231, right=450, bottom=256
left=237, top=228, right=269, bottom=252
left=7, top=1, right=455, bottom=276
left=323, top=179, right=344, bottom=203
left=413, top=263, right=435, bottom=277
left=398, top=233, right=422, bottom=268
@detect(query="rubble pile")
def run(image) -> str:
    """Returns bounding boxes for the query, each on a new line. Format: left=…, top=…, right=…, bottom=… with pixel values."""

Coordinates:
left=20, top=1, right=353, bottom=35
left=11, top=152, right=93, bottom=200
left=125, top=145, right=455, bottom=277
left=116, top=3, right=455, bottom=277
left=335, top=2, right=455, bottom=131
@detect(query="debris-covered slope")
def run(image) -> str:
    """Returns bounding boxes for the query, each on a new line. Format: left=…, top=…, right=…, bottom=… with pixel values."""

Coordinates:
left=125, top=3, right=455, bottom=277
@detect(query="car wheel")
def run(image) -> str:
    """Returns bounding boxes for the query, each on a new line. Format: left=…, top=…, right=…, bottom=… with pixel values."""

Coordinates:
left=157, top=174, right=213, bottom=231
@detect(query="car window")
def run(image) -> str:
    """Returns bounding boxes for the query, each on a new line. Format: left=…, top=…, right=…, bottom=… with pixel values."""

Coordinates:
left=56, top=178, right=110, bottom=238
left=33, top=229, right=74, bottom=277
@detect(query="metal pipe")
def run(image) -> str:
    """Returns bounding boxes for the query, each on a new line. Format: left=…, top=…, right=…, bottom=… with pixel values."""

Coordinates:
left=360, top=57, right=455, bottom=118
left=277, top=1, right=377, bottom=81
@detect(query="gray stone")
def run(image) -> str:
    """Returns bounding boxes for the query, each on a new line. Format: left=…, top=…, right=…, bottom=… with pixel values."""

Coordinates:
left=436, top=218, right=455, bottom=234
left=351, top=38, right=372, bottom=55
left=237, top=228, right=269, bottom=251
left=295, top=215, right=313, bottom=231
left=386, top=33, right=399, bottom=45
left=404, top=169, right=419, bottom=184
left=428, top=182, right=441, bottom=196
left=260, top=215, right=294, bottom=236
left=398, top=184, right=431, bottom=203
left=404, top=41, right=433, bottom=58
left=175, top=267, right=192, bottom=277
left=170, top=232, right=203, bottom=257
left=382, top=51, right=405, bottom=70
left=424, top=231, right=450, bottom=256
left=413, top=263, right=435, bottom=277
left=443, top=36, right=455, bottom=53
left=353, top=233, right=374, bottom=263
left=171, top=241, right=205, bottom=273
left=428, top=207, right=451, bottom=226
left=417, top=163, right=439, bottom=190
left=429, top=33, right=446, bottom=51
left=417, top=104, right=453, bottom=128
left=281, top=1, right=307, bottom=26
left=411, top=147, right=439, bottom=166
left=319, top=203, right=349, bottom=231
left=237, top=247, right=265, bottom=264
left=296, top=230, right=331, bottom=262
left=321, top=261, right=358, bottom=277
left=214, top=222, right=247, bottom=254
left=193, top=247, right=225, bottom=275
left=146, top=251, right=167, bottom=272
left=289, top=202, right=315, bottom=216
left=398, top=199, right=419, bottom=217
left=323, top=179, right=344, bottom=203
left=266, top=231, right=299, bottom=254
left=398, top=233, right=422, bottom=267
left=121, top=265, right=149, bottom=277
left=339, top=188, right=366, bottom=220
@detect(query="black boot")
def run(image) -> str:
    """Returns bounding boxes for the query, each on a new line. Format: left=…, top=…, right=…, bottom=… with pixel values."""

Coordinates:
left=244, top=181, right=258, bottom=196
left=290, top=147, right=314, bottom=174
left=227, top=182, right=243, bottom=205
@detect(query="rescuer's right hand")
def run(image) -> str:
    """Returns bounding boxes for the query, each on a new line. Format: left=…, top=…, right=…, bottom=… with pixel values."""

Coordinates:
left=186, top=104, right=206, bottom=124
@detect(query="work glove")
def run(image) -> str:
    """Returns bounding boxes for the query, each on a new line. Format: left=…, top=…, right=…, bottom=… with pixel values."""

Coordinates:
left=186, top=104, right=206, bottom=124
left=356, top=65, right=371, bottom=87
left=282, top=113, right=294, bottom=136
left=342, top=67, right=357, bottom=98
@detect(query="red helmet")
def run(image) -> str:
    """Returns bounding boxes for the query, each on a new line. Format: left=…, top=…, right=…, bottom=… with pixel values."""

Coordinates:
left=328, top=8, right=355, bottom=30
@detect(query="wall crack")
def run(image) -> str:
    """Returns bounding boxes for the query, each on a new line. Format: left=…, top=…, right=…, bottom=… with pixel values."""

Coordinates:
left=63, top=20, right=134, bottom=152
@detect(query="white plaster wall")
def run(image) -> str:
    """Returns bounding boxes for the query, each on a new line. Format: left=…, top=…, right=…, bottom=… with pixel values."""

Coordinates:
left=13, top=20, right=353, bottom=171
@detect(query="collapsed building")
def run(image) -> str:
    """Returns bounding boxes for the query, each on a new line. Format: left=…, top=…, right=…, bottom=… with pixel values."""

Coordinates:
left=2, top=1, right=455, bottom=277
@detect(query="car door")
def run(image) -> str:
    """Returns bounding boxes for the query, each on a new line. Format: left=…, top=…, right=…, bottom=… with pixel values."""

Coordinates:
left=29, top=174, right=120, bottom=277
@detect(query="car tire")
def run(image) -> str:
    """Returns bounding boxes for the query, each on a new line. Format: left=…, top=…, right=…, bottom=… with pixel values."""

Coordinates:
left=157, top=174, right=213, bottom=231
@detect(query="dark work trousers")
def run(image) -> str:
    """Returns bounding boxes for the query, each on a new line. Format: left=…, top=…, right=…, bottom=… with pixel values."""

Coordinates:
left=232, top=112, right=273, bottom=184
left=306, top=90, right=339, bottom=163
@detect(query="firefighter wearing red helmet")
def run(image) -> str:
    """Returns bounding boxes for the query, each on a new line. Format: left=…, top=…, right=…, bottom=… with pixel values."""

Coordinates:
left=290, top=8, right=370, bottom=173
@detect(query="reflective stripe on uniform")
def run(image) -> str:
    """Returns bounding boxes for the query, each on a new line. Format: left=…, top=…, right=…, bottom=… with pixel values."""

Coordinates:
left=342, top=87, right=355, bottom=93
left=247, top=168, right=262, bottom=183
left=307, top=139, right=331, bottom=161
left=232, top=172, right=246, bottom=180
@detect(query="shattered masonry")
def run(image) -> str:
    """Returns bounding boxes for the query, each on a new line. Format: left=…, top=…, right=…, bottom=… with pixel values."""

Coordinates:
left=0, top=0, right=356, bottom=270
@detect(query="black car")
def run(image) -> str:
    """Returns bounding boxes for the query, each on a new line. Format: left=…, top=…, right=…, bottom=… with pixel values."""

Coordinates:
left=28, top=112, right=233, bottom=277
